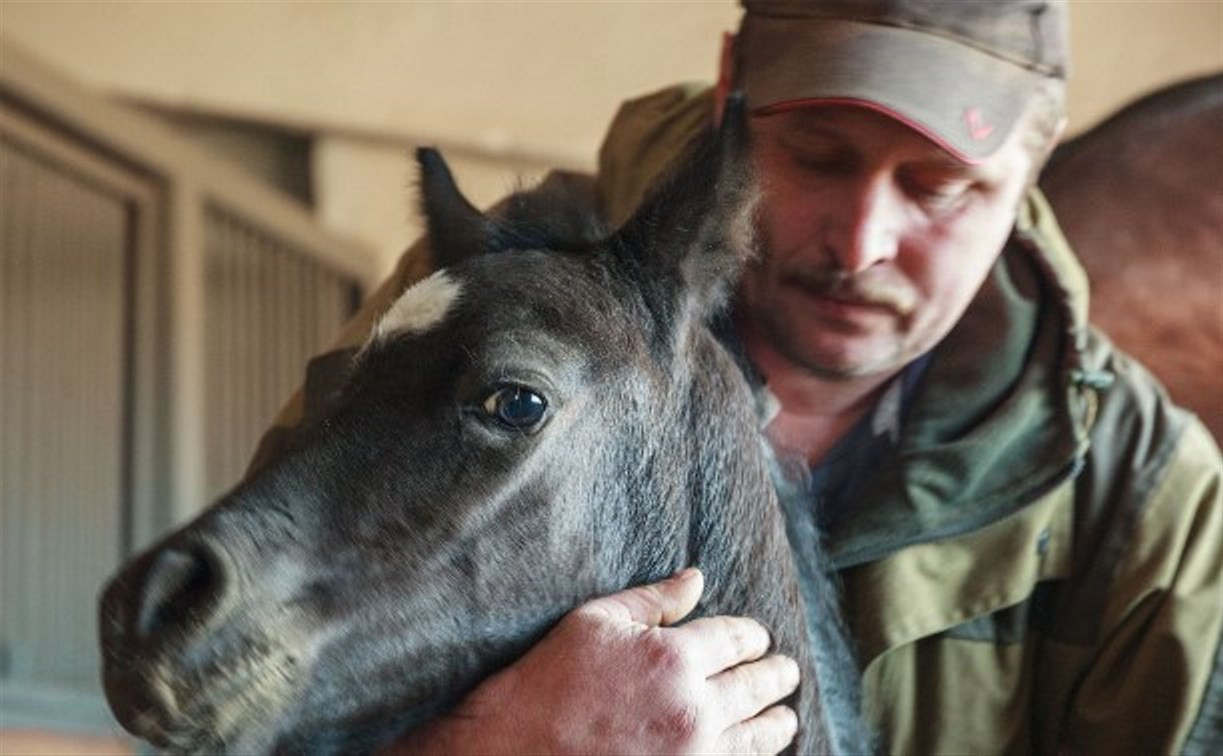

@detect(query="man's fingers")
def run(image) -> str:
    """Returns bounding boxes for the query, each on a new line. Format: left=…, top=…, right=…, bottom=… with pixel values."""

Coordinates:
left=671, top=615, right=772, bottom=675
left=710, top=654, right=800, bottom=726
left=715, top=705, right=799, bottom=755
left=579, top=568, right=704, bottom=627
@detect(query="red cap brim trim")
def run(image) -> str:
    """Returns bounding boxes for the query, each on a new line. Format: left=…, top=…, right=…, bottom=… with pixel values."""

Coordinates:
left=753, top=97, right=984, bottom=165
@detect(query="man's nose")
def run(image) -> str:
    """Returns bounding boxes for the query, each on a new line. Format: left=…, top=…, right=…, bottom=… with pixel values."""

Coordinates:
left=826, top=172, right=901, bottom=273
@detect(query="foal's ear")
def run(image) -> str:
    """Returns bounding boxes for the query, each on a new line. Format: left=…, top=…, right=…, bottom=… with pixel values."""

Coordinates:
left=417, top=148, right=600, bottom=267
left=609, top=92, right=756, bottom=324
left=416, top=147, right=496, bottom=269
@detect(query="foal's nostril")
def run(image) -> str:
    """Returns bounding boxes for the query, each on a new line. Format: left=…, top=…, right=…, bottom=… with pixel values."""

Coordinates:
left=135, top=545, right=225, bottom=641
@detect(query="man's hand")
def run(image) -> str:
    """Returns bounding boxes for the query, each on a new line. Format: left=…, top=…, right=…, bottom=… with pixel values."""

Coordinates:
left=392, top=568, right=800, bottom=754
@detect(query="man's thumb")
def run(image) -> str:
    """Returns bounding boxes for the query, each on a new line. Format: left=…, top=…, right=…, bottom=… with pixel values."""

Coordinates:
left=585, top=568, right=704, bottom=628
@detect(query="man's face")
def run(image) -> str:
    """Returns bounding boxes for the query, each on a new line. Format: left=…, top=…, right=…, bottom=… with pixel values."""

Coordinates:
left=739, top=105, right=1036, bottom=381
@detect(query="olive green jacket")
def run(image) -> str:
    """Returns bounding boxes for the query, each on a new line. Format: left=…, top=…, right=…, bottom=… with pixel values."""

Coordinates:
left=250, top=85, right=1222, bottom=755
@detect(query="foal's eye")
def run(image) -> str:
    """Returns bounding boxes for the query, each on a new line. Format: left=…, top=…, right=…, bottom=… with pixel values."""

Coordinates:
left=481, top=385, right=548, bottom=431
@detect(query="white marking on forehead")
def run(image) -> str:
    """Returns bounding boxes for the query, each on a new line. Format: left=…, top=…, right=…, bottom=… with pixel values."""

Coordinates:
left=374, top=270, right=463, bottom=341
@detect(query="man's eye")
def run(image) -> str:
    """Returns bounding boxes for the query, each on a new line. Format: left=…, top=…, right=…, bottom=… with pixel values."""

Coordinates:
left=481, top=385, right=548, bottom=432
left=792, top=153, right=854, bottom=176
left=906, top=178, right=973, bottom=208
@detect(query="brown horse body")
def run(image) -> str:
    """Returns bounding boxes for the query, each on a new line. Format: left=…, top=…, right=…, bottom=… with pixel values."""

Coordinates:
left=1041, top=73, right=1223, bottom=439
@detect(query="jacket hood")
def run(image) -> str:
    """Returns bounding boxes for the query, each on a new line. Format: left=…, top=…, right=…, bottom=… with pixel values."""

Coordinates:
left=595, top=84, right=1100, bottom=567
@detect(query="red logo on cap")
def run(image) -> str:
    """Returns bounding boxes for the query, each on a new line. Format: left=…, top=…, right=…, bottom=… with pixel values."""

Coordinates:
left=964, top=107, right=995, bottom=142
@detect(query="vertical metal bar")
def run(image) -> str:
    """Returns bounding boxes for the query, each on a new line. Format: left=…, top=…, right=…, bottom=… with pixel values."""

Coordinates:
left=167, top=181, right=207, bottom=525
left=124, top=187, right=160, bottom=556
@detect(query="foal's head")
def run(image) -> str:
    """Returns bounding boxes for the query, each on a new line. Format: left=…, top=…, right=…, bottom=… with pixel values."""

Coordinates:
left=99, top=102, right=768, bottom=752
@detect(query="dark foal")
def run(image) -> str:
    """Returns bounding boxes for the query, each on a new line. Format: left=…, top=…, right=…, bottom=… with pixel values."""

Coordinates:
left=98, top=99, right=866, bottom=755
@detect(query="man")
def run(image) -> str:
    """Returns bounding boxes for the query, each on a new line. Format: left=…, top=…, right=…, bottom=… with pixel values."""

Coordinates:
left=251, top=1, right=1223, bottom=752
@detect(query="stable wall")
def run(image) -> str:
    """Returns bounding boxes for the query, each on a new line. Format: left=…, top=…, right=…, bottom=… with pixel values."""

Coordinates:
left=3, top=0, right=1220, bottom=273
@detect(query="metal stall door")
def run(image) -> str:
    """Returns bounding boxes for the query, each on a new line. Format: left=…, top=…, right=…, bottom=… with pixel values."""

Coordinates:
left=0, top=106, right=156, bottom=731
left=0, top=44, right=373, bottom=739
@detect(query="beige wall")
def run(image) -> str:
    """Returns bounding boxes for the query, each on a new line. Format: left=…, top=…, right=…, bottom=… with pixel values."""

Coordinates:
left=3, top=0, right=1220, bottom=274
left=0, top=1, right=739, bottom=167
left=5, top=1, right=1219, bottom=147
left=1067, top=1, right=1222, bottom=129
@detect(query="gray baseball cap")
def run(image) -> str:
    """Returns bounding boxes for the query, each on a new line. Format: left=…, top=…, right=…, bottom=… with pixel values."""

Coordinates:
left=738, top=0, right=1069, bottom=162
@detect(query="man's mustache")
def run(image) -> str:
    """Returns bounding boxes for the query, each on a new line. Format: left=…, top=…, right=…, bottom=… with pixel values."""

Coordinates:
left=779, top=267, right=918, bottom=316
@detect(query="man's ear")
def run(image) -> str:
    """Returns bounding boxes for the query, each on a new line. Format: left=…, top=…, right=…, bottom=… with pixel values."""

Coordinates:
left=1045, top=116, right=1069, bottom=161
left=713, top=31, right=737, bottom=128
left=1030, top=116, right=1069, bottom=187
